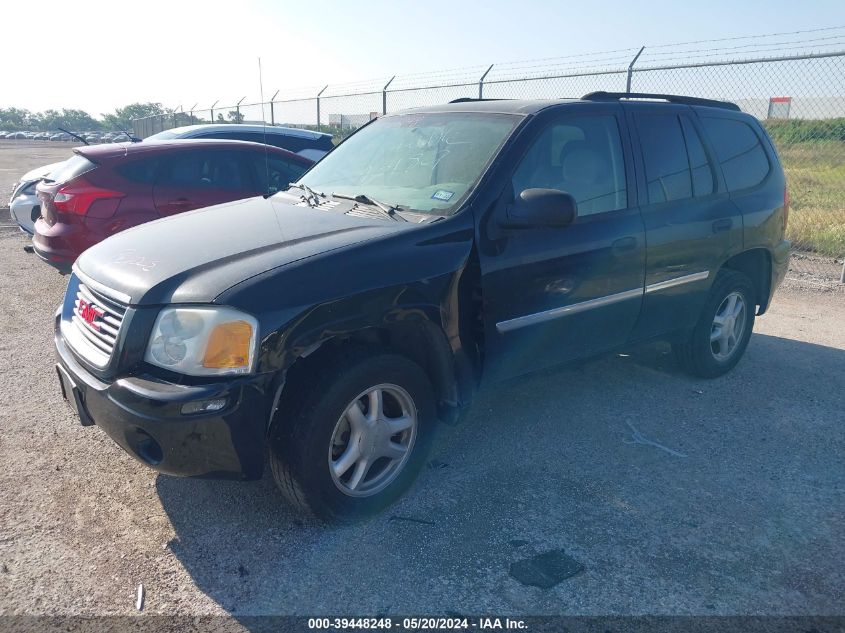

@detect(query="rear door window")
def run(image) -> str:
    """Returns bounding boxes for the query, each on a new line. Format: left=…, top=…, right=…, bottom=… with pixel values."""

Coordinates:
left=117, top=159, right=159, bottom=184
left=204, top=131, right=254, bottom=143
left=700, top=117, right=770, bottom=191
left=266, top=135, right=308, bottom=153
left=680, top=117, right=715, bottom=197
left=635, top=114, right=692, bottom=203
left=158, top=150, right=254, bottom=191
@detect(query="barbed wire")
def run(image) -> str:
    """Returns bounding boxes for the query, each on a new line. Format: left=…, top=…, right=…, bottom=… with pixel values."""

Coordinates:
left=166, top=26, right=845, bottom=108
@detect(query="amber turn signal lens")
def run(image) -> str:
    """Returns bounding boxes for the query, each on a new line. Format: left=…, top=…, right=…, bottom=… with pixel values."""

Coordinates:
left=202, top=321, right=253, bottom=369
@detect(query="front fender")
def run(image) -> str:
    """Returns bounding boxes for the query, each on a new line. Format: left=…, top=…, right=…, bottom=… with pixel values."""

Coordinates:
left=262, top=281, right=449, bottom=375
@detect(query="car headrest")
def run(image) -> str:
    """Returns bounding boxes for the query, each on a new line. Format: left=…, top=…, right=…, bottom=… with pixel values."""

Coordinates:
left=560, top=141, right=602, bottom=185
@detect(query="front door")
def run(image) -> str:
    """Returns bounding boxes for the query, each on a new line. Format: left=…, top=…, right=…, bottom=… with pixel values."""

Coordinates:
left=477, top=104, right=646, bottom=382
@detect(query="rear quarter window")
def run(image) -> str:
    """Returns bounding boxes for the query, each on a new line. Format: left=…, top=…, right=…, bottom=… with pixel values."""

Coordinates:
left=700, top=117, right=770, bottom=191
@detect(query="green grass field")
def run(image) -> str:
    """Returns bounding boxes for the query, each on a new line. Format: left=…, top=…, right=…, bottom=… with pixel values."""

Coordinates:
left=777, top=141, right=845, bottom=258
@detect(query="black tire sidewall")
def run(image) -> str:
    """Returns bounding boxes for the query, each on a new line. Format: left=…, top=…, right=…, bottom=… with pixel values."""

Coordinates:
left=275, top=353, right=436, bottom=520
left=690, top=271, right=756, bottom=377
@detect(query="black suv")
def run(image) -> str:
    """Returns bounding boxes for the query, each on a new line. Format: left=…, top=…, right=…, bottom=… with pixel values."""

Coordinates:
left=54, top=93, right=790, bottom=520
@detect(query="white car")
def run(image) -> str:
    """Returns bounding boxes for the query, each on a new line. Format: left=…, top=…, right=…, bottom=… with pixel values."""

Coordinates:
left=146, top=124, right=334, bottom=162
left=8, top=161, right=65, bottom=234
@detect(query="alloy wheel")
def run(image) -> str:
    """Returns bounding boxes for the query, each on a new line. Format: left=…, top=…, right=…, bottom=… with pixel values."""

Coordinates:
left=327, top=384, right=418, bottom=497
left=710, top=291, right=747, bottom=361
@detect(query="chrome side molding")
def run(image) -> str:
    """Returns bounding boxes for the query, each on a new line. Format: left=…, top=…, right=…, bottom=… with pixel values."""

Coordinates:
left=645, top=270, right=710, bottom=294
left=496, top=287, right=643, bottom=333
left=495, top=270, right=710, bottom=334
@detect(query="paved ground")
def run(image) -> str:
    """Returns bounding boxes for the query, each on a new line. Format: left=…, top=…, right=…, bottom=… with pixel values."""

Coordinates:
left=0, top=227, right=842, bottom=623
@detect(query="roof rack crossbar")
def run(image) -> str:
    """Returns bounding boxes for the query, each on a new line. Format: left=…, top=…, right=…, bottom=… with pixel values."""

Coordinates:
left=581, top=91, right=740, bottom=111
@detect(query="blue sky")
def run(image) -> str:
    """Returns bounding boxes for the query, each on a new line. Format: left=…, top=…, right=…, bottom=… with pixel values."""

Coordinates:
left=3, top=0, right=844, bottom=114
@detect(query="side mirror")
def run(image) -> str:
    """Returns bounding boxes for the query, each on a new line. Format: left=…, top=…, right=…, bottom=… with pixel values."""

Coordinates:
left=500, top=188, right=577, bottom=229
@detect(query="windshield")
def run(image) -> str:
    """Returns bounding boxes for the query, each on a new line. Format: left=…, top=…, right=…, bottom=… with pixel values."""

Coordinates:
left=296, top=112, right=520, bottom=214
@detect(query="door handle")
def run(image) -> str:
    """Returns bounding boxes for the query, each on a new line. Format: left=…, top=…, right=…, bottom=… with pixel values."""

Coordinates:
left=712, top=218, right=733, bottom=233
left=612, top=236, right=637, bottom=253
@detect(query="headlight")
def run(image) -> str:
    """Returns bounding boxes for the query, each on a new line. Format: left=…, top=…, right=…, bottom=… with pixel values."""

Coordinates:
left=144, top=306, right=259, bottom=376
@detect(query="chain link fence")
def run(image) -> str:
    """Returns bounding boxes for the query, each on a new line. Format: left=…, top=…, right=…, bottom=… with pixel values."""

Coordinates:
left=133, top=45, right=845, bottom=284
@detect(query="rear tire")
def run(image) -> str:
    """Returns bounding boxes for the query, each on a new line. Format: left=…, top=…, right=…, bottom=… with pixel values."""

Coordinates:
left=672, top=269, right=756, bottom=378
left=269, top=351, right=436, bottom=521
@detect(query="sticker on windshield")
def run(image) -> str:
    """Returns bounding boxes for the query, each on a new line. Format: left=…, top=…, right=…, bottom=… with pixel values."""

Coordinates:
left=431, top=190, right=454, bottom=202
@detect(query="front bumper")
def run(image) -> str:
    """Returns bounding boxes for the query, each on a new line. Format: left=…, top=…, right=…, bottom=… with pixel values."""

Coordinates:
left=54, top=313, right=269, bottom=479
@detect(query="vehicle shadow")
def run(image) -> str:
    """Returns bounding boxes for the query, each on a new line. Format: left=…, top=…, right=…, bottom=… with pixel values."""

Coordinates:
left=156, top=332, right=845, bottom=620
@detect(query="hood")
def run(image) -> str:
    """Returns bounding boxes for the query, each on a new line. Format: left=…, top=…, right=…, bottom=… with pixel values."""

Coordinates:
left=75, top=196, right=411, bottom=305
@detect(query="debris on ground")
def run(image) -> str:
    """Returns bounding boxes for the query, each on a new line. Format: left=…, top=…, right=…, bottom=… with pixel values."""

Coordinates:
left=624, top=421, right=688, bottom=458
left=135, top=584, right=145, bottom=611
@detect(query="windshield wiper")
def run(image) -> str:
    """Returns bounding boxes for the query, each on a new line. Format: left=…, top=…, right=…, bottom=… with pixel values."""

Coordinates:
left=58, top=127, right=88, bottom=145
left=287, top=182, right=325, bottom=206
left=331, top=193, right=407, bottom=222
left=118, top=128, right=142, bottom=143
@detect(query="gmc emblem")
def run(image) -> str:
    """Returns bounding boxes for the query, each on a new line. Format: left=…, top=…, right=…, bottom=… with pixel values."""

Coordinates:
left=78, top=299, right=104, bottom=331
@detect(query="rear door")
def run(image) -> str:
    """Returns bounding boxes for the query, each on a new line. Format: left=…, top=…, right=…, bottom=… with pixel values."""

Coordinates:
left=696, top=112, right=780, bottom=251
left=477, top=103, right=646, bottom=382
left=152, top=149, right=257, bottom=216
left=626, top=105, right=743, bottom=340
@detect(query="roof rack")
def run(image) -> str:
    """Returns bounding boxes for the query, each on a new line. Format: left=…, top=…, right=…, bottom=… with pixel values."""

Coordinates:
left=581, top=91, right=740, bottom=111
left=448, top=97, right=511, bottom=104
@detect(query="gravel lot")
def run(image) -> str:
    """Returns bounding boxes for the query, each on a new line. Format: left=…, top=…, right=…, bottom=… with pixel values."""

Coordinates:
left=0, top=218, right=843, bottom=622
left=0, top=140, right=76, bottom=199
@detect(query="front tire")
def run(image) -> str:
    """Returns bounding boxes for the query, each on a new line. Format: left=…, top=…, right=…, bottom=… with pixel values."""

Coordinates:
left=269, top=352, right=436, bottom=521
left=673, top=269, right=756, bottom=378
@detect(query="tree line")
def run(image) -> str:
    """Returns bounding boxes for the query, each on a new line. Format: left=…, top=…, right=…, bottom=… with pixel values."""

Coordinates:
left=0, top=103, right=171, bottom=132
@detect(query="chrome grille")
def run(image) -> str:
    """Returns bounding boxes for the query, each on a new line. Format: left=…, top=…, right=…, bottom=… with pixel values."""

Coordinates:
left=69, top=283, right=127, bottom=361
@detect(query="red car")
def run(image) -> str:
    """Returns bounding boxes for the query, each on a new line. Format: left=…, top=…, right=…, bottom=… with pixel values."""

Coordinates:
left=33, top=139, right=314, bottom=271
